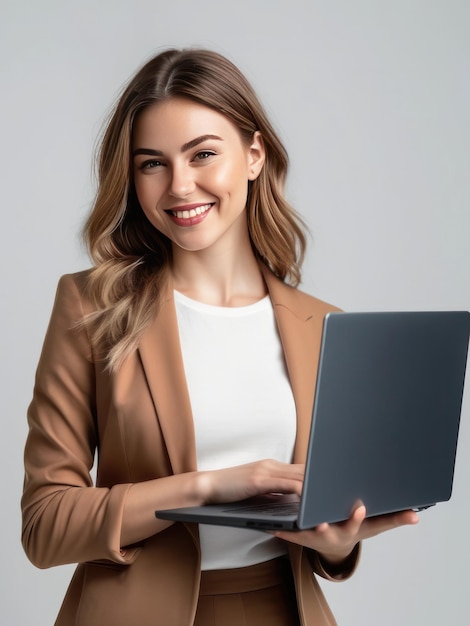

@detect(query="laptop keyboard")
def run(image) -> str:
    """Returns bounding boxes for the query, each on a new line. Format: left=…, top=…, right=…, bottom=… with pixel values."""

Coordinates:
left=224, top=501, right=300, bottom=516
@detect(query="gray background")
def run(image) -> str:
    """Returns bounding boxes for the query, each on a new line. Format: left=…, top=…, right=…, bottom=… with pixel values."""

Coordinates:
left=1, top=1, right=469, bottom=624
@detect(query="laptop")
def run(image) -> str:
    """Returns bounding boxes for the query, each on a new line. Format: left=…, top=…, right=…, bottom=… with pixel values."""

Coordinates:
left=156, top=310, right=470, bottom=531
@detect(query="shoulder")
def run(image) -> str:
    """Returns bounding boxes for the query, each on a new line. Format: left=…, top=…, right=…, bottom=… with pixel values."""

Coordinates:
left=54, top=269, right=95, bottom=314
left=57, top=269, right=92, bottom=292
left=37, top=270, right=96, bottom=364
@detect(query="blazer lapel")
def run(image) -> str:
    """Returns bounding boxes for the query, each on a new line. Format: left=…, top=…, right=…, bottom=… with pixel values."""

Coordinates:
left=262, top=266, right=327, bottom=464
left=138, top=278, right=197, bottom=476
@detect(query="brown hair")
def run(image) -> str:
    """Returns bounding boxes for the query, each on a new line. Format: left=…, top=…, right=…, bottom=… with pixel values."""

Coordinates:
left=83, top=48, right=307, bottom=369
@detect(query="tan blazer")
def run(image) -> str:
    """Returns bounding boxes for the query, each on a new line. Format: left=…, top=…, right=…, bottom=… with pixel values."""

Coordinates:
left=22, top=265, right=359, bottom=626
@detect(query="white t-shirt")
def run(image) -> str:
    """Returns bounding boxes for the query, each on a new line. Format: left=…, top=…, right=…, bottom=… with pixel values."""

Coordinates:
left=174, top=290, right=297, bottom=570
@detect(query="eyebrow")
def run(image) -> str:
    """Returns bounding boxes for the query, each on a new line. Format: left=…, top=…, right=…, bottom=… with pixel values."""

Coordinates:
left=133, top=134, right=223, bottom=158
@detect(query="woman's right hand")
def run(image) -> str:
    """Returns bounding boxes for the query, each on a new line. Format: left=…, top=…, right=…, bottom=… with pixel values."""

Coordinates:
left=121, top=460, right=304, bottom=547
left=197, top=460, right=305, bottom=504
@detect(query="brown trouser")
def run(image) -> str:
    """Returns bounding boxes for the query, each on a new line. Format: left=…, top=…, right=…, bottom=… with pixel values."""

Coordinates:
left=194, top=557, right=301, bottom=626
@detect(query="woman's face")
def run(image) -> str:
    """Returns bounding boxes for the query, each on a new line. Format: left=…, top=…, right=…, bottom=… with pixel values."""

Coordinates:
left=132, top=98, right=265, bottom=254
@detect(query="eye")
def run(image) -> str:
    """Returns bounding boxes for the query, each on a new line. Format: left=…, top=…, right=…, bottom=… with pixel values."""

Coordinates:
left=193, top=150, right=216, bottom=162
left=139, top=159, right=165, bottom=170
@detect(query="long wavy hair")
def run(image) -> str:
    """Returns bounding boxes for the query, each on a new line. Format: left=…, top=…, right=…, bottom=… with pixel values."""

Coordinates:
left=83, top=48, right=307, bottom=370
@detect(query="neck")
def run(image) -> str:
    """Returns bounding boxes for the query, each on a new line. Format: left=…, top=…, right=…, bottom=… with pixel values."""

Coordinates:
left=171, top=226, right=266, bottom=307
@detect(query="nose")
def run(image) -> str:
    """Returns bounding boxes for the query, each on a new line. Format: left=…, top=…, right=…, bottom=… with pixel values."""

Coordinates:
left=168, top=163, right=195, bottom=198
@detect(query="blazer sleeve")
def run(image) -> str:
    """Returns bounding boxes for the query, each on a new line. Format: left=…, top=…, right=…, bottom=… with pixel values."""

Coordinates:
left=21, top=274, right=139, bottom=569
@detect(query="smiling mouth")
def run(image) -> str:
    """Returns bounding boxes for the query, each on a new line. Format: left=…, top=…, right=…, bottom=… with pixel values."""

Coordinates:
left=167, top=203, right=214, bottom=219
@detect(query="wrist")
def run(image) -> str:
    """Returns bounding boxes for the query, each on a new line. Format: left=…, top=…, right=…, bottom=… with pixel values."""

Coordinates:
left=318, top=542, right=359, bottom=569
left=318, top=542, right=360, bottom=572
left=192, top=470, right=213, bottom=505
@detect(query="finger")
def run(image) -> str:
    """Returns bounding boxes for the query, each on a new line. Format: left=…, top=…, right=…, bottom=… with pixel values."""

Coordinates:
left=268, top=529, right=311, bottom=546
left=374, top=509, right=420, bottom=529
left=359, top=509, right=419, bottom=540
left=312, top=503, right=367, bottom=537
left=399, top=510, right=420, bottom=525
left=348, top=503, right=367, bottom=532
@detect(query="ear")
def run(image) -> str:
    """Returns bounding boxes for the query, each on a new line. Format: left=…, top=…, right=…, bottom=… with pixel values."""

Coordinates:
left=247, top=131, right=266, bottom=181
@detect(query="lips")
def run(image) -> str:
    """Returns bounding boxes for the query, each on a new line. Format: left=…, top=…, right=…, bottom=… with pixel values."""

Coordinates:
left=165, top=202, right=214, bottom=226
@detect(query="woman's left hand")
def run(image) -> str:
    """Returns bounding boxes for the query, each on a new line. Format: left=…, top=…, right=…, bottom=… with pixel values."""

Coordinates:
left=271, top=504, right=419, bottom=565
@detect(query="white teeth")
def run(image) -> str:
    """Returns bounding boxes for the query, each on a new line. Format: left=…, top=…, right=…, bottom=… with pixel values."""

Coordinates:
left=172, top=203, right=212, bottom=219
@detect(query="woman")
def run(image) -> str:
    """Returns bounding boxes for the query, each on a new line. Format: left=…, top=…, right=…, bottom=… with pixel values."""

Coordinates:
left=21, top=48, right=418, bottom=626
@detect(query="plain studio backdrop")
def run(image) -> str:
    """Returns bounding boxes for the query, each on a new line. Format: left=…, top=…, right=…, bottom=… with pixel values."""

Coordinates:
left=1, top=1, right=469, bottom=624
